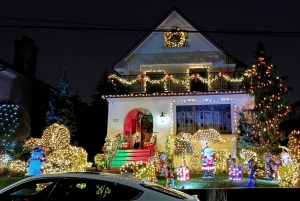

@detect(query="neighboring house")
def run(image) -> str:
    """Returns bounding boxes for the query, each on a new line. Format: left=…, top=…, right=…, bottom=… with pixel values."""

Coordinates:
left=0, top=36, right=52, bottom=137
left=102, top=8, right=254, bottom=168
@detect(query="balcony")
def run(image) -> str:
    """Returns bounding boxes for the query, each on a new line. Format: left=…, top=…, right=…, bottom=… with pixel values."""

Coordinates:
left=108, top=72, right=245, bottom=94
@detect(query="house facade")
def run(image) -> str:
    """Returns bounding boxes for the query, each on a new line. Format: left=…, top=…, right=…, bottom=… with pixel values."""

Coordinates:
left=103, top=9, right=253, bottom=166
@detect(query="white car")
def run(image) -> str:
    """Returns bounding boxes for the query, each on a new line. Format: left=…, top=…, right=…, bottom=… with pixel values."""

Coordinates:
left=0, top=172, right=200, bottom=201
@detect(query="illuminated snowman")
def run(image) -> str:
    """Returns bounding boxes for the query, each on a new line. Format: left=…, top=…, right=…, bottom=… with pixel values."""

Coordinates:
left=26, top=145, right=46, bottom=176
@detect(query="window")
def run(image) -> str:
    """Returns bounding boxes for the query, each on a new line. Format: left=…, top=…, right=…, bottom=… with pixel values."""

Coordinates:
left=0, top=179, right=58, bottom=201
left=176, top=104, right=231, bottom=134
left=100, top=181, right=142, bottom=201
left=46, top=179, right=142, bottom=201
left=47, top=179, right=104, bottom=201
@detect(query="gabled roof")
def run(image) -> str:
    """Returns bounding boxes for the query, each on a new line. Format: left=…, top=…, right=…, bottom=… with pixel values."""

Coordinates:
left=112, top=7, right=247, bottom=73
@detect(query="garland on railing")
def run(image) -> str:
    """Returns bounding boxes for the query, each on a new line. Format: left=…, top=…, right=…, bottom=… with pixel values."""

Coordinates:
left=108, top=71, right=245, bottom=87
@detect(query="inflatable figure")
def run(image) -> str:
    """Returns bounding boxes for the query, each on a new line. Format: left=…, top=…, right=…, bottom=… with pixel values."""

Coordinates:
left=200, top=143, right=215, bottom=178
left=160, top=153, right=167, bottom=176
left=26, top=145, right=46, bottom=176
left=247, top=159, right=258, bottom=187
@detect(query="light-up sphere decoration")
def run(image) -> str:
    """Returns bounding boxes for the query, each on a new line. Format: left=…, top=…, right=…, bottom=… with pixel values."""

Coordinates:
left=177, top=166, right=190, bottom=181
left=41, top=123, right=70, bottom=154
left=229, top=166, right=243, bottom=181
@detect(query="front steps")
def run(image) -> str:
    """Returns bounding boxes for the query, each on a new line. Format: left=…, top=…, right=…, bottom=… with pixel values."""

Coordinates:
left=110, top=149, right=151, bottom=170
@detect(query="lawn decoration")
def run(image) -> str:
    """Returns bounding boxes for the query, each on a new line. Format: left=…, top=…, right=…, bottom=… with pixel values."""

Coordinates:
left=246, top=159, right=258, bottom=187
left=271, top=155, right=282, bottom=181
left=279, top=146, right=292, bottom=166
left=200, top=142, right=215, bottom=178
left=166, top=166, right=176, bottom=188
left=177, top=166, right=190, bottom=181
left=229, top=165, right=243, bottom=181
left=120, top=161, right=157, bottom=182
left=24, top=123, right=87, bottom=174
left=26, top=145, right=46, bottom=176
left=214, top=149, right=230, bottom=173
left=160, top=153, right=167, bottom=176
left=263, top=152, right=274, bottom=179
left=227, top=155, right=236, bottom=170
left=287, top=130, right=300, bottom=176
left=173, top=132, right=194, bottom=181
left=193, top=129, right=222, bottom=178
left=278, top=164, right=298, bottom=187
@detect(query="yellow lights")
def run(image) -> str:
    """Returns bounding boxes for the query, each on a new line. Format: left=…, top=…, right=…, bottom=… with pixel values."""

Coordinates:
left=214, top=149, right=230, bottom=173
left=164, top=28, right=187, bottom=47
left=287, top=130, right=300, bottom=176
left=193, top=129, right=223, bottom=144
left=150, top=131, right=158, bottom=144
left=94, top=154, right=106, bottom=170
left=24, top=123, right=88, bottom=174
left=278, top=164, right=298, bottom=187
left=6, top=160, right=27, bottom=176
left=120, top=161, right=157, bottom=183
left=42, top=146, right=87, bottom=174
left=173, top=132, right=194, bottom=166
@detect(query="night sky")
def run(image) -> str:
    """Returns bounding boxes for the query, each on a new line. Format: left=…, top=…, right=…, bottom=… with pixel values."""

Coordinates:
left=1, top=0, right=300, bottom=104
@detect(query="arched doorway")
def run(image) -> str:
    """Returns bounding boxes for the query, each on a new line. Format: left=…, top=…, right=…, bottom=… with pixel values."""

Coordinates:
left=124, top=108, right=153, bottom=149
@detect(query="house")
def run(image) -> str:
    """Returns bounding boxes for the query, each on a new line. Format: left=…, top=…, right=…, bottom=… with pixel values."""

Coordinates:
left=0, top=36, right=52, bottom=137
left=102, top=8, right=254, bottom=168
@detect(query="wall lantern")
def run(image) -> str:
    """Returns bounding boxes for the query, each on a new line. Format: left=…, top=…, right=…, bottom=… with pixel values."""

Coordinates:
left=160, top=112, right=165, bottom=122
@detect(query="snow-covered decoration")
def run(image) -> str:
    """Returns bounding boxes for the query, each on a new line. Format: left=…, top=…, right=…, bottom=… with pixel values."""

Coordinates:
left=200, top=143, right=215, bottom=178
left=26, top=145, right=46, bottom=176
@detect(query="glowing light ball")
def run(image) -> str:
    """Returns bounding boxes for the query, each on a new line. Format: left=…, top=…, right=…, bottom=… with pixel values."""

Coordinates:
left=278, top=164, right=298, bottom=187
left=41, top=123, right=70, bottom=154
left=177, top=166, right=190, bottom=181
left=229, top=166, right=243, bottom=181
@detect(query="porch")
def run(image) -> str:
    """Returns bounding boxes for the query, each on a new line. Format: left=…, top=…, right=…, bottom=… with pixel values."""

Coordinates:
left=108, top=72, right=244, bottom=94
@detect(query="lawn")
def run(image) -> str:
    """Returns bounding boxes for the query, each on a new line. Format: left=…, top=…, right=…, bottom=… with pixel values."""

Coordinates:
left=156, top=173, right=279, bottom=189
left=0, top=173, right=279, bottom=190
left=0, top=177, right=25, bottom=190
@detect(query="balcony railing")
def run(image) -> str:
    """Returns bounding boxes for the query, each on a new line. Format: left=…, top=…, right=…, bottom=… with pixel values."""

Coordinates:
left=108, top=72, right=245, bottom=94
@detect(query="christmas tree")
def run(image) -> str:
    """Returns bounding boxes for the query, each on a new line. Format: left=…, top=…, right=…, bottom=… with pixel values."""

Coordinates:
left=45, top=70, right=77, bottom=143
left=240, top=42, right=291, bottom=153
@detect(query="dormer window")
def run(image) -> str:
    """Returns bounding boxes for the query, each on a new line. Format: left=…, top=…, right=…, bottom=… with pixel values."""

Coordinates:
left=164, top=28, right=187, bottom=47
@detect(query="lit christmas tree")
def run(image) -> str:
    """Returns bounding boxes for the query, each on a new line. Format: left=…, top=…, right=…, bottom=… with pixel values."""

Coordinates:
left=241, top=42, right=291, bottom=153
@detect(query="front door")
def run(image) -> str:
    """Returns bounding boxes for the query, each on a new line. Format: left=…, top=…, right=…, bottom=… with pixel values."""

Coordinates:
left=141, top=117, right=153, bottom=148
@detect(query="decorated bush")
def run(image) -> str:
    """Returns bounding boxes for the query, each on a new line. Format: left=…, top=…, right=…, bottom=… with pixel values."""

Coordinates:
left=278, top=164, right=298, bottom=187
left=94, top=153, right=106, bottom=170
left=7, top=160, right=27, bottom=176
left=24, top=123, right=88, bottom=174
left=120, top=161, right=157, bottom=182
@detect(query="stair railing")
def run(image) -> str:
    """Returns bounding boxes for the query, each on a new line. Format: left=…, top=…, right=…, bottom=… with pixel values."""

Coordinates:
left=107, top=138, right=123, bottom=169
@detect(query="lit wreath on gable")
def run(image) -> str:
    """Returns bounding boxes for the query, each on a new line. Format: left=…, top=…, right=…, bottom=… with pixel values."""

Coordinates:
left=164, top=28, right=187, bottom=47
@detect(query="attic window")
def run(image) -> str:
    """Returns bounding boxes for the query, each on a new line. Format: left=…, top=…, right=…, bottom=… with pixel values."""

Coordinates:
left=164, top=28, right=187, bottom=47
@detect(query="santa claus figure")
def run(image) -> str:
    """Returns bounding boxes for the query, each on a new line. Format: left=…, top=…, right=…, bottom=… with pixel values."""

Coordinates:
left=200, top=142, right=215, bottom=178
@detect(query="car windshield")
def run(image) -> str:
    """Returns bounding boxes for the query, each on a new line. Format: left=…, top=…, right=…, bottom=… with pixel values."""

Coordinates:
left=140, top=181, right=195, bottom=200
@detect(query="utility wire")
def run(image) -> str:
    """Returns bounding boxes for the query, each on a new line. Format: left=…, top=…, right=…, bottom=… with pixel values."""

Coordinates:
left=1, top=24, right=300, bottom=37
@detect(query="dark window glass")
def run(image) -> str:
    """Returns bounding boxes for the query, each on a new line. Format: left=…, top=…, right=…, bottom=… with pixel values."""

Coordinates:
left=100, top=181, right=142, bottom=201
left=0, top=179, right=58, bottom=201
left=47, top=179, right=103, bottom=201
